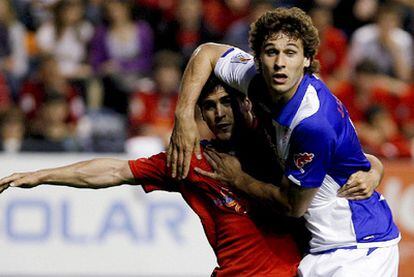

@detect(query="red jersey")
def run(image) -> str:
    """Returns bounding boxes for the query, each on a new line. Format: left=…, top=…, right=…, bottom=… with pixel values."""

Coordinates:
left=129, top=148, right=302, bottom=277
left=19, top=80, right=84, bottom=123
left=128, top=92, right=177, bottom=136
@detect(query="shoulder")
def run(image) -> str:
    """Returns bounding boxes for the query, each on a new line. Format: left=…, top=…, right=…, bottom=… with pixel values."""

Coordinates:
left=351, top=24, right=378, bottom=43
left=298, top=117, right=334, bottom=135
left=392, top=28, right=413, bottom=46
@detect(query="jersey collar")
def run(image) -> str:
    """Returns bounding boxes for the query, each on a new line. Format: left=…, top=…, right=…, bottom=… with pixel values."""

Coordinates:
left=274, top=74, right=311, bottom=127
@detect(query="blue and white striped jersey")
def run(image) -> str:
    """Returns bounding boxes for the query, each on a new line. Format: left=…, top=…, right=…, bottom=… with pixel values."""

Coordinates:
left=214, top=47, right=400, bottom=253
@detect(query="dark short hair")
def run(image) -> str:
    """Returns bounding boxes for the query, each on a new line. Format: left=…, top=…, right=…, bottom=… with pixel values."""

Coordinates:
left=249, top=7, right=320, bottom=74
left=197, top=75, right=245, bottom=107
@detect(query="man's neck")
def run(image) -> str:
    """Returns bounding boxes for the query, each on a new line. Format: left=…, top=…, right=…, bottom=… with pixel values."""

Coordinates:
left=269, top=75, right=304, bottom=106
left=210, top=139, right=236, bottom=154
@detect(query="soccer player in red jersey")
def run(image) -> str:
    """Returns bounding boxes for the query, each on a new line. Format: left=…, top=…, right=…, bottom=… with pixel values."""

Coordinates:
left=0, top=76, right=382, bottom=276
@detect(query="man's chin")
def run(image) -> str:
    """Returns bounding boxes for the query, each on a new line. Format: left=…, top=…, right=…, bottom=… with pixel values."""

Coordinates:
left=216, top=133, right=232, bottom=141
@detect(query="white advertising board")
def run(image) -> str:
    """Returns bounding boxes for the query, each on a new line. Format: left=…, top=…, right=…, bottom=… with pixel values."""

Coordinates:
left=0, top=153, right=216, bottom=276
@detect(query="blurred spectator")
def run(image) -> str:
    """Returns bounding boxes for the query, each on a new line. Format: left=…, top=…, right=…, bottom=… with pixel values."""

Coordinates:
left=357, top=105, right=412, bottom=158
left=12, top=0, right=56, bottom=31
left=90, top=0, right=154, bottom=114
left=85, top=0, right=105, bottom=26
left=334, top=60, right=406, bottom=121
left=0, top=0, right=29, bottom=99
left=19, top=54, right=85, bottom=133
left=128, top=50, right=181, bottom=147
left=0, top=73, right=12, bottom=114
left=35, top=0, right=94, bottom=80
left=325, top=0, right=378, bottom=37
left=0, top=107, right=26, bottom=152
left=348, top=2, right=413, bottom=81
left=203, top=0, right=250, bottom=34
left=156, top=0, right=219, bottom=61
left=309, top=6, right=347, bottom=87
left=223, top=0, right=273, bottom=52
left=334, top=59, right=413, bottom=158
left=134, top=0, right=178, bottom=26
left=76, top=109, right=126, bottom=152
left=25, top=93, right=78, bottom=151
left=392, top=0, right=414, bottom=35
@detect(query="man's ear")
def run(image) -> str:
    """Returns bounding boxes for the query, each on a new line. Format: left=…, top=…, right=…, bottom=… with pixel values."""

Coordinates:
left=241, top=97, right=253, bottom=113
left=304, top=57, right=311, bottom=68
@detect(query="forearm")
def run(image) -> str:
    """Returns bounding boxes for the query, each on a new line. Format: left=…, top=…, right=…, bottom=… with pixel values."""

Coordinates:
left=234, top=173, right=317, bottom=217
left=175, top=43, right=231, bottom=119
left=35, top=158, right=133, bottom=189
left=366, top=154, right=384, bottom=188
left=234, top=173, right=292, bottom=214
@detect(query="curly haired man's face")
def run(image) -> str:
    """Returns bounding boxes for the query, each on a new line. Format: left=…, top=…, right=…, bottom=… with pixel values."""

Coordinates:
left=260, top=32, right=310, bottom=103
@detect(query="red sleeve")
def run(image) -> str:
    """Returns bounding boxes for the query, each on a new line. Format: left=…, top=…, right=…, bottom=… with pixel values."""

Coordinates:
left=128, top=152, right=178, bottom=193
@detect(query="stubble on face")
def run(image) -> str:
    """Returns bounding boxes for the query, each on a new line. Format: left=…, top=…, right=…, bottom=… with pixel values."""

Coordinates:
left=259, top=32, right=310, bottom=104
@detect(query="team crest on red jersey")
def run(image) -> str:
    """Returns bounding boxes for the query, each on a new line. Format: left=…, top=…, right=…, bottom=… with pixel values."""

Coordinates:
left=294, top=152, right=314, bottom=169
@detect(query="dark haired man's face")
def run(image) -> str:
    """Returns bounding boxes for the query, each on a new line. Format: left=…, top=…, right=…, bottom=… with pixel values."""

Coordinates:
left=200, top=88, right=235, bottom=141
left=260, top=32, right=310, bottom=103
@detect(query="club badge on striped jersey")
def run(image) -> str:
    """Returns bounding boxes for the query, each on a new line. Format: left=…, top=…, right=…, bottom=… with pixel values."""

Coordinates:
left=294, top=152, right=314, bottom=172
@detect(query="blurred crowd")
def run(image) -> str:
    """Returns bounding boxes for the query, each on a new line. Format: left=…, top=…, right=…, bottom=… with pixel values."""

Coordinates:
left=0, top=0, right=413, bottom=159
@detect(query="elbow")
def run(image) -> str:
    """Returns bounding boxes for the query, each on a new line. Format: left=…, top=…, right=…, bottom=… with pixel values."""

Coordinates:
left=196, top=42, right=218, bottom=52
left=193, top=42, right=227, bottom=60
left=286, top=206, right=307, bottom=218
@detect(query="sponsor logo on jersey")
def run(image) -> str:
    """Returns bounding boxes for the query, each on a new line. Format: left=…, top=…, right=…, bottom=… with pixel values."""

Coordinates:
left=213, top=188, right=247, bottom=214
left=294, top=152, right=314, bottom=171
left=230, top=53, right=252, bottom=64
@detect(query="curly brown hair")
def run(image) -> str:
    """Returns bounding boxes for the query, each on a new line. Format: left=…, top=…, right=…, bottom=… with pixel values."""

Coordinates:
left=249, top=7, right=320, bottom=74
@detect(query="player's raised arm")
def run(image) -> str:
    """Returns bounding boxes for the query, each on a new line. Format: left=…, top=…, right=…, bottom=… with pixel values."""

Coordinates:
left=168, top=43, right=232, bottom=180
left=0, top=158, right=135, bottom=193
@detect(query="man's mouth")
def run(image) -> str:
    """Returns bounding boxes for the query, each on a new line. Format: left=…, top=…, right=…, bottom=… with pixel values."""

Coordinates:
left=272, top=73, right=288, bottom=84
left=216, top=123, right=232, bottom=131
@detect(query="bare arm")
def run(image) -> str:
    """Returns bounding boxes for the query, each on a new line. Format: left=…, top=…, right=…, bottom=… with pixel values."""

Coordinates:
left=337, top=153, right=383, bottom=199
left=194, top=149, right=318, bottom=217
left=232, top=171, right=318, bottom=217
left=195, top=149, right=384, bottom=217
left=0, top=158, right=135, bottom=193
left=167, top=43, right=232, bottom=179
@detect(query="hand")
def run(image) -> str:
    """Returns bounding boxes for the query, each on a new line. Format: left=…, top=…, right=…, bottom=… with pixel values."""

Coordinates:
left=337, top=169, right=380, bottom=200
left=194, top=148, right=243, bottom=187
left=0, top=172, right=40, bottom=193
left=167, top=117, right=201, bottom=179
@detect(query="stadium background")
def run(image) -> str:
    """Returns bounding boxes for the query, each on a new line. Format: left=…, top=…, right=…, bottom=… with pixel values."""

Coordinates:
left=0, top=0, right=413, bottom=276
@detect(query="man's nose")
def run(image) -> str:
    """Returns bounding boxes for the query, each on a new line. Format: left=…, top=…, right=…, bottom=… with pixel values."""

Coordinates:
left=274, top=54, right=286, bottom=69
left=215, top=105, right=226, bottom=118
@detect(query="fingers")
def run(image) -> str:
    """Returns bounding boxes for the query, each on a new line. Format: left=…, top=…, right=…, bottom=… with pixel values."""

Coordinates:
left=194, top=141, right=202, bottom=160
left=166, top=142, right=173, bottom=168
left=203, top=151, right=219, bottom=170
left=204, top=148, right=223, bottom=165
left=0, top=184, right=9, bottom=194
left=194, top=167, right=219, bottom=180
left=0, top=173, right=27, bottom=193
left=345, top=194, right=370, bottom=201
left=177, top=146, right=184, bottom=179
left=338, top=185, right=365, bottom=198
left=181, top=149, right=193, bottom=179
left=0, top=174, right=17, bottom=186
left=170, top=148, right=178, bottom=178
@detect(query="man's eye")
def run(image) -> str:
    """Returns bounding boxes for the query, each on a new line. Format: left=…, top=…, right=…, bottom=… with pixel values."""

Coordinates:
left=221, top=98, right=232, bottom=106
left=265, top=49, right=277, bottom=56
left=203, top=103, right=215, bottom=110
left=285, top=50, right=297, bottom=56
